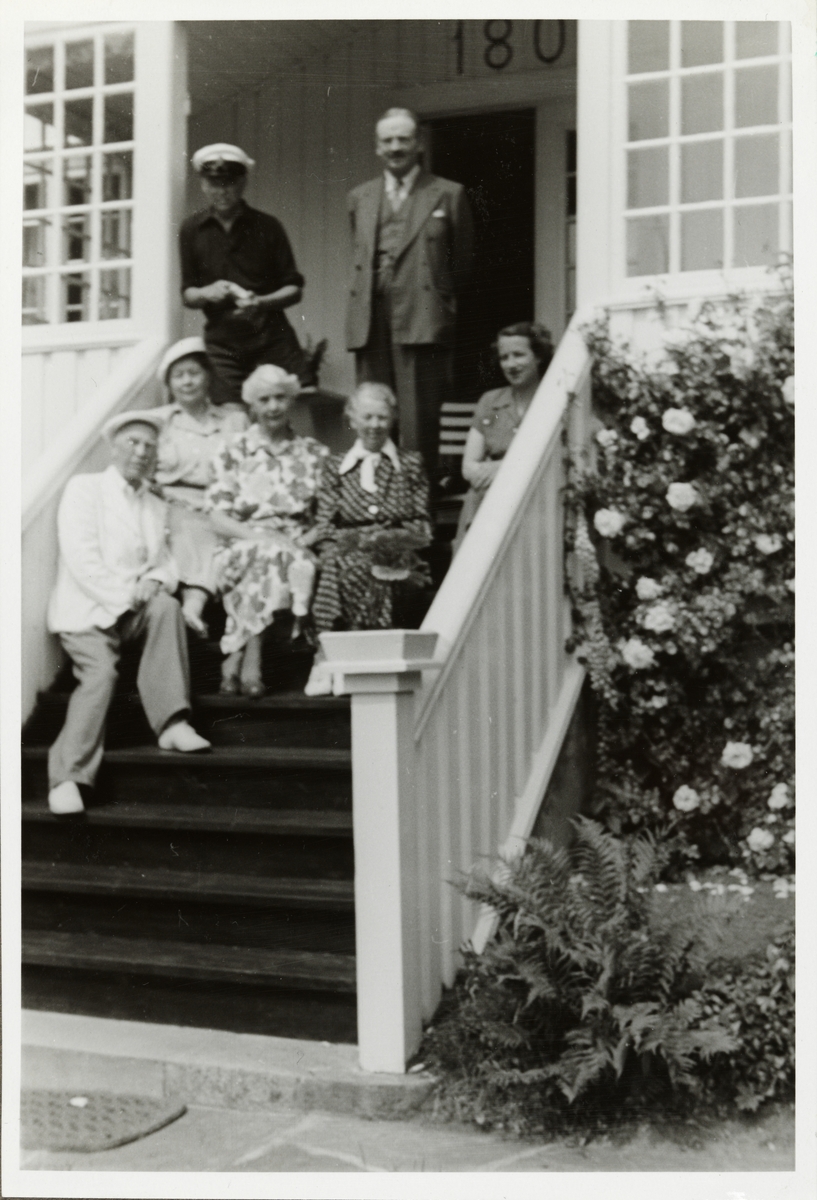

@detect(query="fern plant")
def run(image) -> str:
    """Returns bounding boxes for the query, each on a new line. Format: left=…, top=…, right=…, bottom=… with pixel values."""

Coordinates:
left=423, top=819, right=737, bottom=1120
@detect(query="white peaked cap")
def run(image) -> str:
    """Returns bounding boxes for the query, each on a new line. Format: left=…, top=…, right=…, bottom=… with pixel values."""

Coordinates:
left=103, top=409, right=165, bottom=442
left=191, top=143, right=256, bottom=172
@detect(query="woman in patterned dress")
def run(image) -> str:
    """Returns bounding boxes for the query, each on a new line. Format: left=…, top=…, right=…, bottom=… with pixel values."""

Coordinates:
left=305, top=382, right=432, bottom=695
left=206, top=365, right=329, bottom=697
left=452, top=322, right=553, bottom=554
left=154, top=337, right=248, bottom=639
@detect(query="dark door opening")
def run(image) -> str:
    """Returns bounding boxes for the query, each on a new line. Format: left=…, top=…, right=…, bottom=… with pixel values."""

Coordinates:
left=427, top=108, right=536, bottom=403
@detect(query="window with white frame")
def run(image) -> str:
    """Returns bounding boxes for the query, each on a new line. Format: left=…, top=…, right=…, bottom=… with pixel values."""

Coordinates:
left=23, top=28, right=135, bottom=324
left=624, top=21, right=791, bottom=278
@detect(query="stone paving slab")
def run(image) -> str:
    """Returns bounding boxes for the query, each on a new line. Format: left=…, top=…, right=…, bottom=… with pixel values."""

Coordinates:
left=19, top=1103, right=795, bottom=1174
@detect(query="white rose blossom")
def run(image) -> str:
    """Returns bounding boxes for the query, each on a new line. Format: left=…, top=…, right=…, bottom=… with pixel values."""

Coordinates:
left=594, top=508, right=626, bottom=538
left=596, top=428, right=618, bottom=448
left=685, top=548, right=714, bottom=574
left=620, top=637, right=655, bottom=670
left=754, top=534, right=782, bottom=555
left=782, top=829, right=795, bottom=846
left=673, top=785, right=700, bottom=813
left=721, top=741, right=754, bottom=770
left=630, top=416, right=650, bottom=441
left=662, top=408, right=696, bottom=435
left=666, top=482, right=699, bottom=512
left=782, top=376, right=794, bottom=406
left=768, top=783, right=791, bottom=810
left=747, top=827, right=775, bottom=853
left=642, top=603, right=675, bottom=633
left=786, top=578, right=795, bottom=593
left=636, top=576, right=662, bottom=601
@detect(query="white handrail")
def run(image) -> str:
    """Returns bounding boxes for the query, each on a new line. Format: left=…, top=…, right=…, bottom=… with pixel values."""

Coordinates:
left=23, top=335, right=164, bottom=530
left=416, top=312, right=593, bottom=732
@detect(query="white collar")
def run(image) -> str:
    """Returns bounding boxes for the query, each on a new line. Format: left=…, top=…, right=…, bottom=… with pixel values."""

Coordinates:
left=339, top=438, right=401, bottom=475
left=384, top=164, right=420, bottom=198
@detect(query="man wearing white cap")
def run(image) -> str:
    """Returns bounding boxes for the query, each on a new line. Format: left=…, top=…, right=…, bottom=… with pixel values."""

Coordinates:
left=181, top=143, right=306, bottom=408
left=46, top=412, right=210, bottom=816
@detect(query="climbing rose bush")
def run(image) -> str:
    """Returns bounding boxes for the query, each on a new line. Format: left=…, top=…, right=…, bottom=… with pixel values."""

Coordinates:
left=567, top=280, right=794, bottom=874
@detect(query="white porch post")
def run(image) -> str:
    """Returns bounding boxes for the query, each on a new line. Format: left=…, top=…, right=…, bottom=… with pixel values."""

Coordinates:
left=321, top=631, right=440, bottom=1074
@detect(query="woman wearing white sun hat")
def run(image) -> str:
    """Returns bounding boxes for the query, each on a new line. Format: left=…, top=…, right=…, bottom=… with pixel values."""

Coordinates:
left=153, top=336, right=248, bottom=638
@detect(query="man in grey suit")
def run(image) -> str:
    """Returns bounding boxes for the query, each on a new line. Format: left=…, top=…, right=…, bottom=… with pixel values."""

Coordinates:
left=345, top=108, right=474, bottom=478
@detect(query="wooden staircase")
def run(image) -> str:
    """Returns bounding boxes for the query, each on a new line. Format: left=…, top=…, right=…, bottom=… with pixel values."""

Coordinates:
left=21, top=632, right=358, bottom=1043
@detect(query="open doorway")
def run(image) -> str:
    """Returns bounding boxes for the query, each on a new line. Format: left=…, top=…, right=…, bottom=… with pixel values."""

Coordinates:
left=426, top=108, right=536, bottom=403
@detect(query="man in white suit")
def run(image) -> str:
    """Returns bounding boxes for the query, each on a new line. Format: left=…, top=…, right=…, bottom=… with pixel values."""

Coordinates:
left=47, top=410, right=210, bottom=816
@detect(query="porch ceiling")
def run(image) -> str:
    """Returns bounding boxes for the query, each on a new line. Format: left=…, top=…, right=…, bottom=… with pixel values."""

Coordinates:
left=185, top=20, right=377, bottom=115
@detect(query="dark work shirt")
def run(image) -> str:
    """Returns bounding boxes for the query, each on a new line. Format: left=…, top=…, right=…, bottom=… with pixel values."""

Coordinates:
left=179, top=202, right=305, bottom=347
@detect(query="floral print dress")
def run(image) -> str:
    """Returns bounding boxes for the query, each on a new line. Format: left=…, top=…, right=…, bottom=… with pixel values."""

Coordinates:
left=207, top=425, right=329, bottom=654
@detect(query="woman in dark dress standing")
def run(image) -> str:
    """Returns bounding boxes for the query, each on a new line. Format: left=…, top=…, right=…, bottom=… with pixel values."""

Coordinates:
left=453, top=322, right=553, bottom=554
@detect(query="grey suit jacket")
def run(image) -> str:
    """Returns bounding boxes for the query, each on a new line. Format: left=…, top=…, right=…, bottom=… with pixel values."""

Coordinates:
left=345, top=171, right=474, bottom=351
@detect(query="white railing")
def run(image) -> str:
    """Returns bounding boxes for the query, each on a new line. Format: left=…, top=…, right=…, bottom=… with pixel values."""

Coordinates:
left=22, top=336, right=165, bottom=721
left=325, top=312, right=594, bottom=1072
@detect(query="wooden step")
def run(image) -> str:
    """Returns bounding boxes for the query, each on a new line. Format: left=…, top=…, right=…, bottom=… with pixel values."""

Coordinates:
left=23, top=930, right=356, bottom=992
left=21, top=744, right=352, bottom=809
left=21, top=797, right=352, bottom=837
left=23, top=862, right=355, bottom=910
left=23, top=691, right=351, bottom=750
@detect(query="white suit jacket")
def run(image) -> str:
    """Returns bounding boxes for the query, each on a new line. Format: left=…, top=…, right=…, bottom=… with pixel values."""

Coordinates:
left=48, top=465, right=178, bottom=634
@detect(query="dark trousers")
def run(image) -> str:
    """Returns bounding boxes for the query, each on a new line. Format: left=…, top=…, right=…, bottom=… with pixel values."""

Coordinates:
left=355, top=291, right=452, bottom=479
left=48, top=592, right=191, bottom=789
left=206, top=330, right=307, bottom=408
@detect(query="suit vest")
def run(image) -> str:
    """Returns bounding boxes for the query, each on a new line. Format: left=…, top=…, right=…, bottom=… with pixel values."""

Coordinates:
left=374, top=189, right=412, bottom=293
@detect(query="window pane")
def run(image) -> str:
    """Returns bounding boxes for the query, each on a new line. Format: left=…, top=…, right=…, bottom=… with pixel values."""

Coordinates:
left=104, top=93, right=134, bottom=144
left=65, top=39, right=94, bottom=90
left=102, top=150, right=133, bottom=201
left=99, top=267, right=131, bottom=319
left=627, top=146, right=669, bottom=208
left=681, top=21, right=723, bottom=67
left=734, top=134, right=779, bottom=198
left=735, top=21, right=778, bottom=59
left=24, top=160, right=51, bottom=210
left=626, top=214, right=669, bottom=275
left=64, top=97, right=94, bottom=147
left=23, top=218, right=49, bottom=268
left=105, top=31, right=135, bottom=84
left=682, top=72, right=723, bottom=134
left=101, top=209, right=132, bottom=259
left=62, top=214, right=91, bottom=264
left=628, top=21, right=669, bottom=73
left=733, top=203, right=779, bottom=266
left=22, top=276, right=48, bottom=324
left=63, top=155, right=92, bottom=206
left=681, top=139, right=723, bottom=202
left=628, top=80, right=669, bottom=140
left=61, top=272, right=91, bottom=322
left=735, top=65, right=778, bottom=127
left=681, top=208, right=723, bottom=270
left=26, top=45, right=54, bottom=94
left=25, top=104, right=55, bottom=151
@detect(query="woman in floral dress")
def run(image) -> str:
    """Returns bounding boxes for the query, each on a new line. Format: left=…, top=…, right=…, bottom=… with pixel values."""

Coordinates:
left=305, top=382, right=432, bottom=694
left=206, top=365, right=329, bottom=697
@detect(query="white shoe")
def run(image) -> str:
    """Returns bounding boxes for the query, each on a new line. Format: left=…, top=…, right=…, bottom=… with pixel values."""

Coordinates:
left=48, top=781, right=85, bottom=815
left=304, top=662, right=333, bottom=697
left=158, top=721, right=211, bottom=753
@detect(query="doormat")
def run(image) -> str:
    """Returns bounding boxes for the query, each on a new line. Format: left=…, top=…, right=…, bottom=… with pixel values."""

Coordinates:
left=21, top=1090, right=187, bottom=1153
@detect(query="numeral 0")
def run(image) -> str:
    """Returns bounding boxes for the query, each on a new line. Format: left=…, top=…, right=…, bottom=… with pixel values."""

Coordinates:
left=533, top=19, right=566, bottom=64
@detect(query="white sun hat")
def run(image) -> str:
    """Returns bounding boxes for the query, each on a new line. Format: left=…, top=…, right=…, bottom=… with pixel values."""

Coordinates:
left=157, top=336, right=208, bottom=385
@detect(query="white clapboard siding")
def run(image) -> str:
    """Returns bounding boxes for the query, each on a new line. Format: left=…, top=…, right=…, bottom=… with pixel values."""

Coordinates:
left=407, top=313, right=593, bottom=1018
left=22, top=342, right=143, bottom=474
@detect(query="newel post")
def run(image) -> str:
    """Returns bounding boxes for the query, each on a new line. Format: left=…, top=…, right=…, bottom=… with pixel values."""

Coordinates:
left=321, top=630, right=441, bottom=1074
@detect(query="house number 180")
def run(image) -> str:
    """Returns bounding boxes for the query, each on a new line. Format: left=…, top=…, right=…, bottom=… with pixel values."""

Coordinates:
left=452, top=20, right=567, bottom=74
